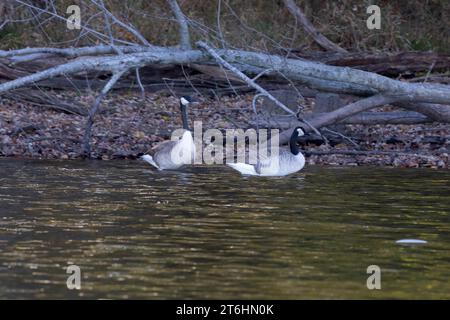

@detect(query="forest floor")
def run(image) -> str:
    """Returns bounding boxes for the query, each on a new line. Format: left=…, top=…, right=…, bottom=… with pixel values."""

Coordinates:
left=1, top=90, right=449, bottom=168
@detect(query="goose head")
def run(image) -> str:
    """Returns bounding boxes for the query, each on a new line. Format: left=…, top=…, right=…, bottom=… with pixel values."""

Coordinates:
left=179, top=96, right=196, bottom=131
left=293, top=127, right=305, bottom=138
left=295, top=127, right=325, bottom=146
left=180, top=95, right=192, bottom=107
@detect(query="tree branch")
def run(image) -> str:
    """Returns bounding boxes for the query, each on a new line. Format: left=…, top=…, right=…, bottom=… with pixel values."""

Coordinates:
left=0, top=48, right=204, bottom=94
left=198, top=42, right=295, bottom=115
left=0, top=45, right=151, bottom=59
left=252, top=111, right=432, bottom=130
left=196, top=41, right=323, bottom=136
left=168, top=0, right=192, bottom=50
left=82, top=69, right=126, bottom=157
left=223, top=51, right=449, bottom=105
left=278, top=94, right=409, bottom=144
left=397, top=101, right=450, bottom=122
left=90, top=0, right=154, bottom=47
left=1, top=46, right=449, bottom=120
left=283, top=0, right=347, bottom=53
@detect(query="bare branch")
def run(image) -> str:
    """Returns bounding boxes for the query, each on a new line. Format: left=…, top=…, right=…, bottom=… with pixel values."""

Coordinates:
left=397, top=101, right=450, bottom=123
left=135, top=68, right=145, bottom=100
left=197, top=41, right=295, bottom=116
left=310, top=94, right=406, bottom=128
left=321, top=128, right=360, bottom=149
left=252, top=112, right=433, bottom=130
left=168, top=0, right=192, bottom=50
left=278, top=94, right=409, bottom=144
left=0, top=45, right=151, bottom=59
left=0, top=20, right=8, bottom=30
left=2, top=45, right=449, bottom=116
left=90, top=0, right=154, bottom=47
left=216, top=0, right=226, bottom=48
left=251, top=93, right=267, bottom=132
left=82, top=69, right=126, bottom=157
left=98, top=0, right=123, bottom=54
left=221, top=49, right=450, bottom=105
left=14, top=0, right=127, bottom=46
left=283, top=0, right=347, bottom=53
left=0, top=48, right=204, bottom=94
left=197, top=41, right=331, bottom=137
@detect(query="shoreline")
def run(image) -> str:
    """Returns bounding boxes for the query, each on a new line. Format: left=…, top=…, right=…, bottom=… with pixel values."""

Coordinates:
left=1, top=91, right=449, bottom=168
left=0, top=153, right=447, bottom=169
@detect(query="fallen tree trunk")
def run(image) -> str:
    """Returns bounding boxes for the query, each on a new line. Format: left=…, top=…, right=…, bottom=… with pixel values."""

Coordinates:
left=255, top=111, right=431, bottom=129
left=221, top=49, right=450, bottom=105
left=0, top=48, right=204, bottom=93
left=0, top=45, right=151, bottom=60
left=327, top=111, right=430, bottom=124
left=293, top=51, right=450, bottom=77
left=2, top=45, right=450, bottom=105
left=277, top=95, right=406, bottom=143
left=398, top=101, right=450, bottom=122
left=279, top=101, right=450, bottom=144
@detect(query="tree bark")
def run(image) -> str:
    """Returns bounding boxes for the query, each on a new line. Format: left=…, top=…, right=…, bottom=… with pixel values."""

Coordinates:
left=2, top=46, right=449, bottom=105
left=397, top=101, right=450, bottom=122
left=168, top=0, right=192, bottom=50
left=221, top=50, right=450, bottom=105
left=293, top=51, right=450, bottom=77
left=255, top=111, right=431, bottom=129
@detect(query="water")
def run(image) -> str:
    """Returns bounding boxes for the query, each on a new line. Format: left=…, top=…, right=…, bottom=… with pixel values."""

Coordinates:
left=0, top=159, right=449, bottom=299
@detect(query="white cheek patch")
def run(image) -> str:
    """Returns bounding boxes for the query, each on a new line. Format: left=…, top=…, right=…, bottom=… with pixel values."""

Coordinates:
left=180, top=97, right=189, bottom=106
left=297, top=129, right=304, bottom=136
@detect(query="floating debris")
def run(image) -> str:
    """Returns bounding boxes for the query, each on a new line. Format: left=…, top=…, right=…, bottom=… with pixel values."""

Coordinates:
left=396, top=239, right=428, bottom=244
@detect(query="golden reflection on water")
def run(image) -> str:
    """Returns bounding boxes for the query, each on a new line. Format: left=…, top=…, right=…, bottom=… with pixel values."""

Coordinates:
left=0, top=159, right=449, bottom=299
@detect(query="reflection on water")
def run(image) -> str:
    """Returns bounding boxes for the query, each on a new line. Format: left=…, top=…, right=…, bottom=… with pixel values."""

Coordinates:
left=0, top=159, right=449, bottom=299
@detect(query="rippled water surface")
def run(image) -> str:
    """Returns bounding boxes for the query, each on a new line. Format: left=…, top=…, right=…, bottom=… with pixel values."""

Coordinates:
left=0, top=159, right=449, bottom=299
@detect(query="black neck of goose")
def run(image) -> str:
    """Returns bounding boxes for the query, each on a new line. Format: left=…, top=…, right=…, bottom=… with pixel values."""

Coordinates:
left=180, top=103, right=190, bottom=131
left=289, top=132, right=300, bottom=155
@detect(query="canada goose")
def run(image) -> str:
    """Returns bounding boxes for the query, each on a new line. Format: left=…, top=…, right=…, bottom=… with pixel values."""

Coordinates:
left=227, top=127, right=307, bottom=176
left=141, top=96, right=196, bottom=170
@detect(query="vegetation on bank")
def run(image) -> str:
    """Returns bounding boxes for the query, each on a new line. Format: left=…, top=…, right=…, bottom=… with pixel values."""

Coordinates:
left=1, top=0, right=449, bottom=53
